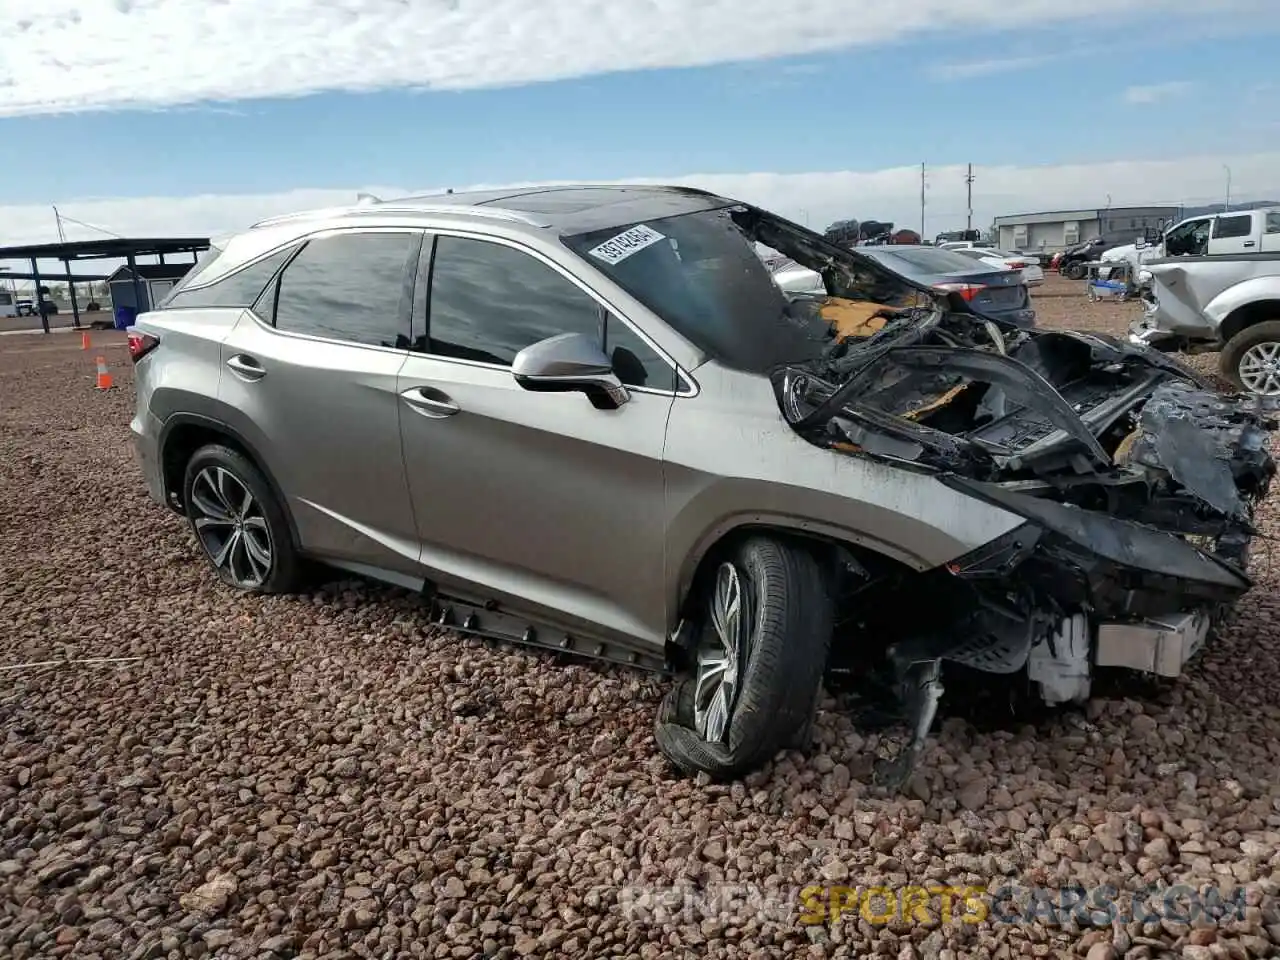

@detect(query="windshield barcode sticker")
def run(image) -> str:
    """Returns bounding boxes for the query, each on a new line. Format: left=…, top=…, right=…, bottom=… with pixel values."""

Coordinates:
left=587, top=224, right=667, bottom=265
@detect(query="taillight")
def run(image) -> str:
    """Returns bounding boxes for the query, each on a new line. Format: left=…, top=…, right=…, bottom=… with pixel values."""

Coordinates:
left=1006, top=261, right=1028, bottom=269
left=127, top=330, right=159, bottom=363
left=933, top=282, right=985, bottom=302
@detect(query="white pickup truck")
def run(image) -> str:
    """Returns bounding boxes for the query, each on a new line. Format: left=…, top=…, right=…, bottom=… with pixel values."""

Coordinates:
left=1105, top=207, right=1280, bottom=276
left=1129, top=251, right=1280, bottom=394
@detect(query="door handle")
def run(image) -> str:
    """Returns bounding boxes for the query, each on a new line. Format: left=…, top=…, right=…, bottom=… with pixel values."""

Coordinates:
left=1244, top=241, right=1256, bottom=247
left=226, top=354, right=266, bottom=381
left=400, top=386, right=460, bottom=418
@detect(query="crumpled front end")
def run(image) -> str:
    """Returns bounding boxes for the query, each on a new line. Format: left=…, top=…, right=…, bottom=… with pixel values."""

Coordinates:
left=768, top=289, right=1277, bottom=789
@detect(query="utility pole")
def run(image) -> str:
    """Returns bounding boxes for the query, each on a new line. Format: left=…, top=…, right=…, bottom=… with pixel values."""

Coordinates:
left=52, top=205, right=66, bottom=244
left=965, top=164, right=975, bottom=233
left=1224, top=165, right=1232, bottom=211
left=920, top=162, right=926, bottom=239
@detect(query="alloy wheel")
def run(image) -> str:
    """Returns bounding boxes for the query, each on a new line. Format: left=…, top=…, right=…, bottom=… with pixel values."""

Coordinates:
left=693, top=562, right=754, bottom=743
left=189, top=466, right=273, bottom=588
left=1238, top=341, right=1280, bottom=396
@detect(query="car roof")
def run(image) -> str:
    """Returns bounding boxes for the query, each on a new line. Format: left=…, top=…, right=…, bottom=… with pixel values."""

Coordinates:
left=254, top=184, right=740, bottom=238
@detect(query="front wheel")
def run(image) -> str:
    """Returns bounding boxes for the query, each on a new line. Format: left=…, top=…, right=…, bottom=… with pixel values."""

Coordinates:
left=1219, top=320, right=1280, bottom=396
left=654, top=536, right=833, bottom=781
left=1063, top=261, right=1087, bottom=280
left=182, top=444, right=305, bottom=593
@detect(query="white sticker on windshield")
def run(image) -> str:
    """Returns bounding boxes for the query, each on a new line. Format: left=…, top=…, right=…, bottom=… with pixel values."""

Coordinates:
left=587, top=223, right=667, bottom=265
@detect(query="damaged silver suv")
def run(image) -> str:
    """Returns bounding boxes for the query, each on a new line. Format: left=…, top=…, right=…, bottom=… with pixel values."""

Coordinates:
left=129, top=185, right=1276, bottom=787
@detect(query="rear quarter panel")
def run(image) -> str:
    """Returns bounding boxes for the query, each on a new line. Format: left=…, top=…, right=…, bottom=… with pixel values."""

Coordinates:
left=133, top=307, right=244, bottom=424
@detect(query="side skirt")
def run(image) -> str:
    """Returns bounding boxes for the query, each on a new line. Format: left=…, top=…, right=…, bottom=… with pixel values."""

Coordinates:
left=323, top=558, right=671, bottom=674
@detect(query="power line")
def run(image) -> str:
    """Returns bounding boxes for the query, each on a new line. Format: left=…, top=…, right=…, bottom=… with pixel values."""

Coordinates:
left=52, top=212, right=125, bottom=239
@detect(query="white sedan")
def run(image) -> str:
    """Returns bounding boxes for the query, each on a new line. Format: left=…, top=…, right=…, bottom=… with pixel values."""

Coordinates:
left=952, top=247, right=1045, bottom=286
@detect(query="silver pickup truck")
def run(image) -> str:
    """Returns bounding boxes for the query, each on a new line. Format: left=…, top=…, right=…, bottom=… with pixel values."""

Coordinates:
left=1128, top=252, right=1280, bottom=395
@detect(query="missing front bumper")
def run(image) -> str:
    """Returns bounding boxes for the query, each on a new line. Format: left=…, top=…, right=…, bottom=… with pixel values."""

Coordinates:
left=1094, top=608, right=1212, bottom=678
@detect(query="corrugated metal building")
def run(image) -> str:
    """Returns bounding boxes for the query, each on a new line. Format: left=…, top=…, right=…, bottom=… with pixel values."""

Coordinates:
left=993, top=206, right=1180, bottom=253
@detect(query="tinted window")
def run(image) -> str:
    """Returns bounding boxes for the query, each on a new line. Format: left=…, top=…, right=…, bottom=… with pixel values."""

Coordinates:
left=164, top=246, right=295, bottom=309
left=604, top=314, right=676, bottom=391
left=1215, top=214, right=1252, bottom=239
left=1267, top=212, right=1280, bottom=235
left=266, top=232, right=416, bottom=348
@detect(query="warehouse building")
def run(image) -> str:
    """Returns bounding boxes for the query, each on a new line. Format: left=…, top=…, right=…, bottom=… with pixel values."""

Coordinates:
left=992, top=206, right=1181, bottom=254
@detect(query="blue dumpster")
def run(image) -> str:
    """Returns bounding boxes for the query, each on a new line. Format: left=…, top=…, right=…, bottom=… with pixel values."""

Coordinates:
left=114, top=305, right=137, bottom=330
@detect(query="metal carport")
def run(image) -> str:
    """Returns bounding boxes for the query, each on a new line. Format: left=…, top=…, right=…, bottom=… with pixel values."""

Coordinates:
left=0, top=237, right=210, bottom=333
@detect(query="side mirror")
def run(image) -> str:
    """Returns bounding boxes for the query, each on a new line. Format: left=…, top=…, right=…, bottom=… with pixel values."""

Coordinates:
left=511, top=332, right=630, bottom=410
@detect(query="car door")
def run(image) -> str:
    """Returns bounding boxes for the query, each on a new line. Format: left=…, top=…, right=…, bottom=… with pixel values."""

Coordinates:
left=217, top=227, right=425, bottom=578
left=1208, top=213, right=1256, bottom=255
left=1262, top=211, right=1280, bottom=252
left=397, top=232, right=679, bottom=650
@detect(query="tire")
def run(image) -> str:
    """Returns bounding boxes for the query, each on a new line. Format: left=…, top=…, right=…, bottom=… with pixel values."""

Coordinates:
left=654, top=536, right=833, bottom=780
left=1063, top=261, right=1087, bottom=281
left=1219, top=320, right=1280, bottom=395
left=182, top=443, right=305, bottom=594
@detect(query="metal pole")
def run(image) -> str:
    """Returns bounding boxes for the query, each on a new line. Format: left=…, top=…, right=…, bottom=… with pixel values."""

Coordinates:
left=965, top=163, right=974, bottom=232
left=126, top=253, right=145, bottom=323
left=64, top=258, right=81, bottom=329
left=31, top=258, right=48, bottom=334
left=1224, top=166, right=1232, bottom=211
left=920, top=162, right=926, bottom=239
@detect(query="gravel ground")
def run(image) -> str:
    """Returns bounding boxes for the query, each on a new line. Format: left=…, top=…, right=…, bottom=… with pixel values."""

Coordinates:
left=3, top=286, right=1280, bottom=960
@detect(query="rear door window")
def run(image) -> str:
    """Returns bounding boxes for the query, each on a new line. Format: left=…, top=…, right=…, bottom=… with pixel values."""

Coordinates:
left=257, top=231, right=419, bottom=349
left=1213, top=214, right=1253, bottom=239
left=164, top=245, right=297, bottom=309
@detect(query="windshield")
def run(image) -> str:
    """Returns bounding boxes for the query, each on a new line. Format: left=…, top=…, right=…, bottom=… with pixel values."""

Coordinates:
left=561, top=207, right=922, bottom=373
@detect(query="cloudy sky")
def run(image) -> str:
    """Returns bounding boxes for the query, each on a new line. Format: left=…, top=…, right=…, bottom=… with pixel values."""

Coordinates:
left=2, top=0, right=1279, bottom=257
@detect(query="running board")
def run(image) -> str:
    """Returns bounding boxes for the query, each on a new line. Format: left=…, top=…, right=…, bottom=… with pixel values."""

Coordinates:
left=426, top=592, right=670, bottom=674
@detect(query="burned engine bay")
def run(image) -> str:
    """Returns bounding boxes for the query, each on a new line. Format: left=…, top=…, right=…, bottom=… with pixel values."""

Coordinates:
left=745, top=209, right=1279, bottom=788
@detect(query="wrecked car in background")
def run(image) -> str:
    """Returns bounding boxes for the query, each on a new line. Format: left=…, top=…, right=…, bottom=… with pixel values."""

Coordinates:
left=131, top=184, right=1277, bottom=791
left=1130, top=251, right=1280, bottom=396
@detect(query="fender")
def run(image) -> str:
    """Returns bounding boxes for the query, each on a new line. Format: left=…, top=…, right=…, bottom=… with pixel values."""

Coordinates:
left=156, top=406, right=302, bottom=551
left=1204, top=276, right=1280, bottom=325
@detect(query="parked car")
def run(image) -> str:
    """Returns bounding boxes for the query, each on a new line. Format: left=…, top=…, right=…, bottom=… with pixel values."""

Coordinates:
left=0, top=290, right=15, bottom=319
left=15, top=299, right=36, bottom=316
left=938, top=240, right=995, bottom=252
left=1055, top=237, right=1116, bottom=279
left=951, top=247, right=1046, bottom=286
left=771, top=244, right=1037, bottom=328
left=1129, top=250, right=1280, bottom=394
left=1008, top=249, right=1047, bottom=267
left=129, top=185, right=1276, bottom=787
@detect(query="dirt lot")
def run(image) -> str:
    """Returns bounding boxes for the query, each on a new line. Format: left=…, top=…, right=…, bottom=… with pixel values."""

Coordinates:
left=3, top=280, right=1280, bottom=960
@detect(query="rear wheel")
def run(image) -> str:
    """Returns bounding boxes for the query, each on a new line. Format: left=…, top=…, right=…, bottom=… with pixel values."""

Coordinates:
left=1063, top=261, right=1087, bottom=280
left=182, top=444, right=305, bottom=594
left=655, top=536, right=833, bottom=780
left=1220, top=320, right=1280, bottom=395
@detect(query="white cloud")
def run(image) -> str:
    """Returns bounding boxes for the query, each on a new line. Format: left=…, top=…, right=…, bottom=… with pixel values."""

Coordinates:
left=1123, top=80, right=1195, bottom=104
left=0, top=0, right=1263, bottom=116
left=930, top=54, right=1060, bottom=80
left=1, top=152, right=1271, bottom=268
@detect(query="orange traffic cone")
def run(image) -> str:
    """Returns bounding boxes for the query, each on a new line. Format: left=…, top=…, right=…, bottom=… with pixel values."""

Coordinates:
left=95, top=356, right=113, bottom=390
left=81, top=331, right=91, bottom=350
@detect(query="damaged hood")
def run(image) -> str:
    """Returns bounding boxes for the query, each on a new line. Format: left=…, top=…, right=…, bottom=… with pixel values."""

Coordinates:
left=772, top=300, right=1277, bottom=581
